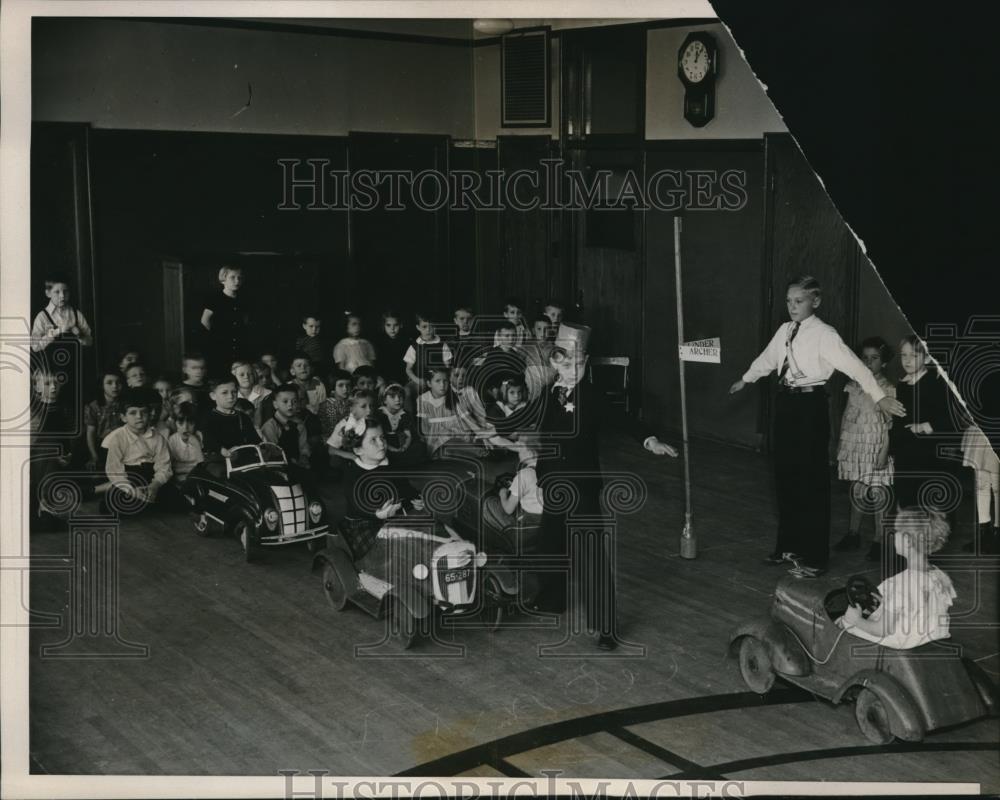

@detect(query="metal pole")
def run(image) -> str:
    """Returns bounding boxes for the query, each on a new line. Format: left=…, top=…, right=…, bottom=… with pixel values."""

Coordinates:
left=674, top=216, right=696, bottom=559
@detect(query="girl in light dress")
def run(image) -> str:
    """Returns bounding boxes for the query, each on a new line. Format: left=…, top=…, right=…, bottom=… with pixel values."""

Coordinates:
left=834, top=337, right=896, bottom=561
left=838, top=507, right=955, bottom=650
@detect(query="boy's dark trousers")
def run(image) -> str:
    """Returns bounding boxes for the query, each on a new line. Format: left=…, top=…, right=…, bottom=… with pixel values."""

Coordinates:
left=773, top=389, right=831, bottom=568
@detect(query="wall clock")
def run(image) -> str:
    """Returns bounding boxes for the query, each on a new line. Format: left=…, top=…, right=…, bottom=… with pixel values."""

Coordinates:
left=677, top=32, right=719, bottom=127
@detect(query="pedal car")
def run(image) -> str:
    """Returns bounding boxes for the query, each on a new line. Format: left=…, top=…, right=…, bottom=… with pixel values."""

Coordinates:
left=450, top=474, right=544, bottom=629
left=183, top=443, right=330, bottom=561
left=730, top=575, right=998, bottom=743
left=313, top=519, right=488, bottom=649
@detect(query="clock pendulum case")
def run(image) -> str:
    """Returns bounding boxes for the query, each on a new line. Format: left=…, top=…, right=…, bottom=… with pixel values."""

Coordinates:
left=677, top=31, right=719, bottom=127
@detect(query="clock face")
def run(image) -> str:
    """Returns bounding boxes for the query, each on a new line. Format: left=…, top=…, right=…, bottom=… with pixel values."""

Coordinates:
left=681, top=40, right=711, bottom=83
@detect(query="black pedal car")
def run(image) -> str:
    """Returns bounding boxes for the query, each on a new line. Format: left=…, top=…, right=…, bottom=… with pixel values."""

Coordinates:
left=183, top=443, right=330, bottom=561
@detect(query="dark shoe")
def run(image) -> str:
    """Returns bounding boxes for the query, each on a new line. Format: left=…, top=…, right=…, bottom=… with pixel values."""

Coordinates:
left=832, top=532, right=861, bottom=551
left=596, top=634, right=618, bottom=651
left=865, top=541, right=882, bottom=562
left=764, top=551, right=795, bottom=565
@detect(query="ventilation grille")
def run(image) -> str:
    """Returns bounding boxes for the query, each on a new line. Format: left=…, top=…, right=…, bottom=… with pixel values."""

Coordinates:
left=502, top=30, right=550, bottom=127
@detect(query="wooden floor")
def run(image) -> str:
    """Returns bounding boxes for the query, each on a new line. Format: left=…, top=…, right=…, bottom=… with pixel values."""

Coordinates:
left=28, top=430, right=999, bottom=788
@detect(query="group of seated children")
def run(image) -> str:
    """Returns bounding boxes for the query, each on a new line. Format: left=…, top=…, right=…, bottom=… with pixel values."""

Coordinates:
left=30, top=289, right=568, bottom=521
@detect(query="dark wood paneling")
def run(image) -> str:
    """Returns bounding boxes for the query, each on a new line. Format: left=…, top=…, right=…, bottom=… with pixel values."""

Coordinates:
left=495, top=136, right=556, bottom=316
left=643, top=148, right=766, bottom=447
left=448, top=145, right=494, bottom=314
left=348, top=132, right=449, bottom=320
left=89, top=130, right=350, bottom=375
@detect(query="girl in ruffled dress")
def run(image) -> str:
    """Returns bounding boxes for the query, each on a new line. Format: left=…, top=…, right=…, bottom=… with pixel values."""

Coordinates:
left=834, top=337, right=896, bottom=561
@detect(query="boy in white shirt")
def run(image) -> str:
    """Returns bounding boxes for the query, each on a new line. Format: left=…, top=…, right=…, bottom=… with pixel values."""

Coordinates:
left=730, top=275, right=906, bottom=577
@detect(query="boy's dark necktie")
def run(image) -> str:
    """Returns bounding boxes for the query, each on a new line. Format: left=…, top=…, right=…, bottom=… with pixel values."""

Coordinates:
left=778, top=321, right=801, bottom=382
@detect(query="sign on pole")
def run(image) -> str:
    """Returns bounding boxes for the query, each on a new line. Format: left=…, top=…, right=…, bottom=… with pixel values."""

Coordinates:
left=679, top=337, right=721, bottom=363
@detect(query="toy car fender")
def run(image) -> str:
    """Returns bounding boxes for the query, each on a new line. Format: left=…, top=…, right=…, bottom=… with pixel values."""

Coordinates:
left=313, top=546, right=356, bottom=592
left=730, top=617, right=811, bottom=677
left=833, top=669, right=925, bottom=742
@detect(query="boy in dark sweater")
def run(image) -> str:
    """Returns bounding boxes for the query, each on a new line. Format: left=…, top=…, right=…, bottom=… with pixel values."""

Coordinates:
left=200, top=376, right=261, bottom=474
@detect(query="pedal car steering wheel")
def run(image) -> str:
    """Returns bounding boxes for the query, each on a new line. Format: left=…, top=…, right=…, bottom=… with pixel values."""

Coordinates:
left=846, top=574, right=881, bottom=619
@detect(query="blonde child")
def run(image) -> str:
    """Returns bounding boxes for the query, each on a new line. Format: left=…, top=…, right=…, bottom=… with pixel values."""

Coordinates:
left=730, top=276, right=905, bottom=578
left=231, top=360, right=272, bottom=427
left=289, top=353, right=327, bottom=415
left=482, top=445, right=544, bottom=533
left=31, top=276, right=93, bottom=400
left=834, top=337, right=896, bottom=561
left=333, top=313, right=376, bottom=374
left=200, top=265, right=248, bottom=376
left=838, top=508, right=956, bottom=649
left=327, top=389, right=376, bottom=460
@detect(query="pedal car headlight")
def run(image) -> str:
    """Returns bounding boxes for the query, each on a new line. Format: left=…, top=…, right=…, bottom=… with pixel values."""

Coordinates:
left=475, top=551, right=487, bottom=568
left=264, top=508, right=279, bottom=530
left=412, top=563, right=429, bottom=581
left=308, top=501, right=322, bottom=523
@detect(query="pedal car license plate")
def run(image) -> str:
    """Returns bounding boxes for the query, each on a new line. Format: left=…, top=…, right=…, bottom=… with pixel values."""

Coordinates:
left=444, top=568, right=471, bottom=584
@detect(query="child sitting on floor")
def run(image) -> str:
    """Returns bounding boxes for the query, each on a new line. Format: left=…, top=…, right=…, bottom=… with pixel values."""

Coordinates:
left=232, top=360, right=272, bottom=427
left=352, top=365, right=378, bottom=395
left=167, top=402, right=204, bottom=489
left=259, top=350, right=288, bottom=386
left=327, top=389, right=376, bottom=460
left=261, top=383, right=325, bottom=472
left=84, top=369, right=124, bottom=470
left=487, top=376, right=530, bottom=442
left=295, top=314, right=328, bottom=375
left=376, top=383, right=422, bottom=466
left=838, top=507, right=956, bottom=649
left=180, top=353, right=212, bottom=412
left=102, top=388, right=173, bottom=512
left=289, top=353, right=327, bottom=415
left=318, top=369, right=353, bottom=438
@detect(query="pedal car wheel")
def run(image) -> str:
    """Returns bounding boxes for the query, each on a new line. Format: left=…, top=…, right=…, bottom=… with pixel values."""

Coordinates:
left=388, top=598, right=417, bottom=650
left=482, top=574, right=504, bottom=632
left=855, top=688, right=894, bottom=744
left=235, top=519, right=261, bottom=563
left=738, top=636, right=775, bottom=694
left=321, top=562, right=348, bottom=611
